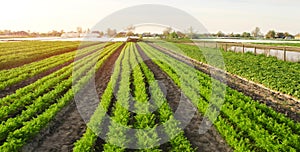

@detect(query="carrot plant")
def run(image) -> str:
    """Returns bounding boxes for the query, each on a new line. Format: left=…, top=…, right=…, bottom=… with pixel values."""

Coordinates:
left=139, top=42, right=300, bottom=151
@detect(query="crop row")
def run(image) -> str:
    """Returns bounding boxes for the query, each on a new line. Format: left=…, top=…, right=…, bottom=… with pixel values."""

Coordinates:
left=0, top=43, right=109, bottom=90
left=0, top=41, right=86, bottom=69
left=133, top=44, right=194, bottom=152
left=0, top=41, right=80, bottom=55
left=73, top=42, right=127, bottom=152
left=155, top=42, right=300, bottom=99
left=0, top=43, right=122, bottom=151
left=0, top=43, right=120, bottom=112
left=139, top=42, right=300, bottom=151
left=0, top=44, right=120, bottom=122
left=73, top=42, right=194, bottom=151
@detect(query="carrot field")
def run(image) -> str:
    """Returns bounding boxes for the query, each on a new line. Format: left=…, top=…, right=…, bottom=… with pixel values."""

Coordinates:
left=0, top=41, right=299, bottom=152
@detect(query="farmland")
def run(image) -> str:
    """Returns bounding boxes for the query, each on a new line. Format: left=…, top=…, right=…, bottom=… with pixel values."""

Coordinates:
left=0, top=40, right=299, bottom=151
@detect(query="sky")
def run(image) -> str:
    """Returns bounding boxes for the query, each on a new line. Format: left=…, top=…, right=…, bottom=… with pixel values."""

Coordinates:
left=0, top=0, right=299, bottom=34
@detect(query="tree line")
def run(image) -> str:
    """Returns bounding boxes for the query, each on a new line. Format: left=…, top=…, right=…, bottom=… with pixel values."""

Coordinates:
left=0, top=26, right=297, bottom=40
left=213, top=27, right=295, bottom=39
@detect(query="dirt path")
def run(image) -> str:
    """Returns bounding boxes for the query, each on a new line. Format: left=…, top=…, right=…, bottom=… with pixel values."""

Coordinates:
left=0, top=43, right=113, bottom=98
left=149, top=43, right=300, bottom=122
left=23, top=44, right=124, bottom=152
left=137, top=44, right=232, bottom=152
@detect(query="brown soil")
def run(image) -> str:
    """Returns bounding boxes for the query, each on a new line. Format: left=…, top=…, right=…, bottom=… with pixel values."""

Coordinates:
left=149, top=43, right=300, bottom=122
left=0, top=43, right=113, bottom=98
left=137, top=44, right=232, bottom=152
left=22, top=43, right=124, bottom=152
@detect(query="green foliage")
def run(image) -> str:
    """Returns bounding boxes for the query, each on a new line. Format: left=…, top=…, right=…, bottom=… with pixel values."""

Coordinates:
left=266, top=30, right=276, bottom=39
left=74, top=42, right=195, bottom=151
left=139, top=42, right=300, bottom=151
left=158, top=42, right=300, bottom=99
left=0, top=43, right=123, bottom=151
left=0, top=41, right=81, bottom=69
left=73, top=43, right=126, bottom=152
left=0, top=43, right=107, bottom=90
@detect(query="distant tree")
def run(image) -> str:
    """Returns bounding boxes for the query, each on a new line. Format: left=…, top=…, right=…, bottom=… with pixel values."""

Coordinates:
left=216, top=31, right=225, bottom=37
left=284, top=32, right=291, bottom=38
left=115, top=32, right=126, bottom=37
left=251, top=27, right=262, bottom=38
left=126, top=31, right=134, bottom=36
left=276, top=32, right=285, bottom=39
left=169, top=31, right=178, bottom=39
left=77, top=27, right=83, bottom=34
left=91, top=31, right=104, bottom=37
left=229, top=33, right=235, bottom=37
left=176, top=31, right=186, bottom=38
left=99, top=31, right=104, bottom=37
left=266, top=30, right=276, bottom=39
left=234, top=33, right=241, bottom=37
left=138, top=34, right=143, bottom=39
left=125, top=25, right=135, bottom=36
left=242, top=32, right=251, bottom=38
left=186, top=26, right=197, bottom=39
left=48, top=30, right=61, bottom=37
left=163, top=27, right=172, bottom=38
left=106, top=28, right=117, bottom=37
left=283, top=32, right=294, bottom=39
left=4, top=30, right=11, bottom=35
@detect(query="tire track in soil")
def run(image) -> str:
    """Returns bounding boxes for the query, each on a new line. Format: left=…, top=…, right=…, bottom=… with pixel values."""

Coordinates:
left=137, top=44, right=232, bottom=152
left=0, top=43, right=113, bottom=98
left=23, top=43, right=124, bottom=152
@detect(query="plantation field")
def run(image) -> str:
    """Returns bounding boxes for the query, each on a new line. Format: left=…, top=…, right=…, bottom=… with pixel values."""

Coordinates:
left=156, top=42, right=300, bottom=99
left=0, top=41, right=299, bottom=151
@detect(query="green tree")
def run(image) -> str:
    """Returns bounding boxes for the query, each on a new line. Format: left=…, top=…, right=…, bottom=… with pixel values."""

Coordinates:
left=163, top=27, right=172, bottom=38
left=125, top=25, right=135, bottom=36
left=169, top=31, right=178, bottom=39
left=176, top=31, right=186, bottom=38
left=266, top=30, right=276, bottom=39
left=251, top=27, right=262, bottom=38
left=234, top=33, right=241, bottom=37
left=186, top=26, right=197, bottom=39
left=276, top=32, right=285, bottom=39
left=242, top=32, right=251, bottom=38
left=216, top=31, right=225, bottom=37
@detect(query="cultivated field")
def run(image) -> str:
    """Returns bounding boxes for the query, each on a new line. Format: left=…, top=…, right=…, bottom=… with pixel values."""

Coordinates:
left=0, top=41, right=299, bottom=152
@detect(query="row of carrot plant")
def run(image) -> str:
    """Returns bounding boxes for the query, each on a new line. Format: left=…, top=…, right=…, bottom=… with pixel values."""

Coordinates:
left=155, top=42, right=300, bottom=99
left=0, top=43, right=109, bottom=90
left=139, top=42, right=300, bottom=151
left=73, top=42, right=195, bottom=151
left=0, top=43, right=122, bottom=151
left=0, top=41, right=88, bottom=69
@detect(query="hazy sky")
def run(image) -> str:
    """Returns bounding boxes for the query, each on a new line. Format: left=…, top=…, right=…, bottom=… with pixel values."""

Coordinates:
left=1, top=0, right=299, bottom=34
